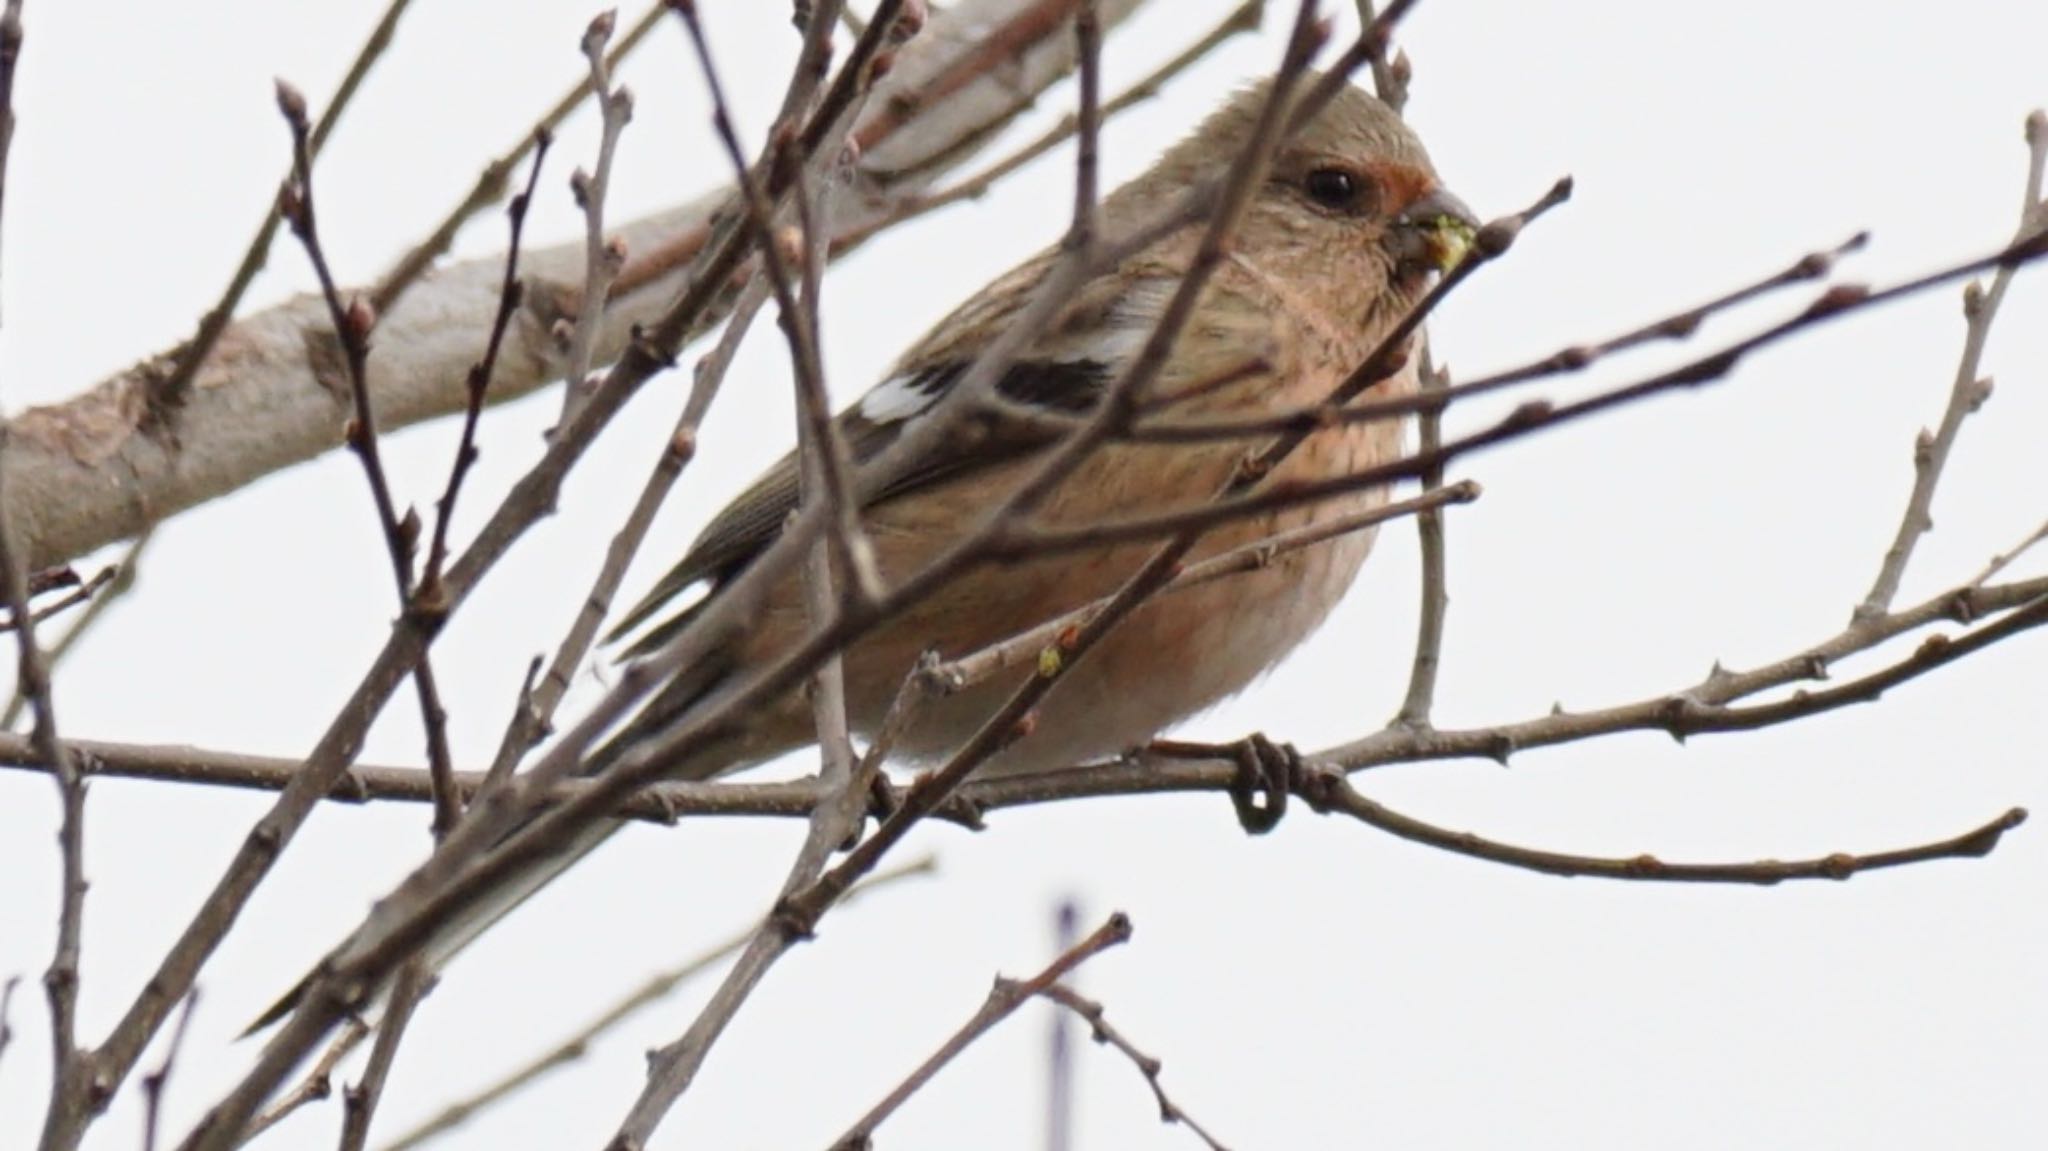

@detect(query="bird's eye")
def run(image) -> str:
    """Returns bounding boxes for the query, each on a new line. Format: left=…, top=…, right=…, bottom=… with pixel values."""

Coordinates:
left=1303, top=167, right=1365, bottom=211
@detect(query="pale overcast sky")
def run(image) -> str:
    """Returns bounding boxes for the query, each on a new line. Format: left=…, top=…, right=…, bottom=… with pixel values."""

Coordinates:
left=1, top=2, right=2044, bottom=1148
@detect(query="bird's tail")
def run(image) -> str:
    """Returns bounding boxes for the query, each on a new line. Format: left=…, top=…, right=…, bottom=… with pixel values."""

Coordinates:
left=243, top=652, right=761, bottom=1036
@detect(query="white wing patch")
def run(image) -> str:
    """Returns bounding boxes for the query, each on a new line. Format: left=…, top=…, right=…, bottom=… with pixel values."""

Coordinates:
left=857, top=277, right=1173, bottom=426
left=856, top=371, right=943, bottom=424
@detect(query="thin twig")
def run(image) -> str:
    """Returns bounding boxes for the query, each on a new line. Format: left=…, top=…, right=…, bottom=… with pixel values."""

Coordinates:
left=0, top=10, right=94, bottom=1136
left=369, top=1, right=667, bottom=314
left=477, top=0, right=860, bottom=796
left=240, top=1020, right=370, bottom=1144
left=1371, top=0, right=1429, bottom=730
left=1069, top=0, right=1104, bottom=242
left=2, top=534, right=147, bottom=729
left=1040, top=983, right=1227, bottom=1151
left=838, top=0, right=1265, bottom=249
left=1117, top=231, right=1869, bottom=446
left=372, top=856, right=936, bottom=1151
left=828, top=912, right=1134, bottom=1150
left=0, top=0, right=21, bottom=322
left=935, top=481, right=1480, bottom=692
left=1394, top=351, right=1449, bottom=728
left=0, top=565, right=115, bottom=635
left=484, top=275, right=772, bottom=786
left=276, top=93, right=466, bottom=1145
left=153, top=0, right=417, bottom=416
left=0, top=975, right=18, bottom=1071
left=338, top=964, right=433, bottom=1151
left=1296, top=764, right=2026, bottom=884
left=1855, top=109, right=2048, bottom=621
left=1352, top=0, right=1408, bottom=111
left=556, top=10, right=635, bottom=433
left=275, top=80, right=461, bottom=837
left=1971, top=515, right=2048, bottom=588
left=697, top=24, right=878, bottom=608
left=139, top=992, right=200, bottom=1151
left=611, top=6, right=882, bottom=1144
left=419, top=135, right=552, bottom=606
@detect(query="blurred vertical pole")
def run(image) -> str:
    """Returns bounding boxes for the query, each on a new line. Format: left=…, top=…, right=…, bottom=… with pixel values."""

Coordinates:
left=1046, top=899, right=1079, bottom=1151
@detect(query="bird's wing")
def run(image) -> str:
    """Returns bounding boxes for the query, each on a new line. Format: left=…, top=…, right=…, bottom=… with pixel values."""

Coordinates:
left=607, top=258, right=1163, bottom=660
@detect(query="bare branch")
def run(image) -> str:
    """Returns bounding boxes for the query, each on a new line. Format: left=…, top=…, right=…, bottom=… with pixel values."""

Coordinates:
left=152, top=0, right=418, bottom=415
left=1393, top=350, right=1450, bottom=728
left=484, top=274, right=771, bottom=787
left=373, top=857, right=934, bottom=1151
left=840, top=0, right=1266, bottom=248
left=369, top=2, right=669, bottom=315
left=1352, top=0, right=1408, bottom=112
left=1296, top=764, right=2026, bottom=884
left=0, top=563, right=114, bottom=636
left=239, top=1021, right=369, bottom=1145
left=1971, top=515, right=2048, bottom=587
left=1040, top=983, right=1227, bottom=1151
left=139, top=992, right=200, bottom=1151
left=555, top=10, right=635, bottom=432
left=275, top=79, right=460, bottom=837
left=1855, top=109, right=2048, bottom=620
left=1, top=533, right=145, bottom=730
left=13, top=574, right=2042, bottom=840
left=0, top=0, right=21, bottom=314
left=1069, top=0, right=1104, bottom=240
left=0, top=11, right=95, bottom=1137
left=828, top=912, right=1134, bottom=1150
left=608, top=7, right=889, bottom=1140
left=934, top=482, right=1480, bottom=694
left=1118, top=231, right=1869, bottom=446
left=0, top=975, right=18, bottom=1074
left=337, top=964, right=434, bottom=1151
left=419, top=135, right=551, bottom=605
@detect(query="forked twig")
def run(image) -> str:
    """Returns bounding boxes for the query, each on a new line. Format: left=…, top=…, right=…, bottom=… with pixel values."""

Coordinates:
left=828, top=912, right=1134, bottom=1149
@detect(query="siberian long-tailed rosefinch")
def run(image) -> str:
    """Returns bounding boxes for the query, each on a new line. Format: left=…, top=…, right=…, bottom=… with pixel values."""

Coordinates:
left=607, top=74, right=1473, bottom=776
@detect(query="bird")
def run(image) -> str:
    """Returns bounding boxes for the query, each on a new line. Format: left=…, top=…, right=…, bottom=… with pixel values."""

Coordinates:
left=251, top=73, right=1473, bottom=1032
left=601, top=72, right=1474, bottom=780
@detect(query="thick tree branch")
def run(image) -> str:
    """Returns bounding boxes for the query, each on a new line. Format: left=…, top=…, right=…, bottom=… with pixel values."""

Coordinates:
left=2, top=0, right=1154, bottom=571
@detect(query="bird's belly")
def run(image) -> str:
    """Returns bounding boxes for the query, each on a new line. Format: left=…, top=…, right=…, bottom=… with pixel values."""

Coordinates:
left=859, top=428, right=1395, bottom=774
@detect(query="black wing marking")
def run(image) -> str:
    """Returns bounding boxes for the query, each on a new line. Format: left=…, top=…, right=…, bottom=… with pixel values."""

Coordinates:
left=606, top=357, right=1111, bottom=659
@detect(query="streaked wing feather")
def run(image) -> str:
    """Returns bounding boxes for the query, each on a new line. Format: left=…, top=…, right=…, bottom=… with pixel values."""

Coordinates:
left=606, top=357, right=1111, bottom=657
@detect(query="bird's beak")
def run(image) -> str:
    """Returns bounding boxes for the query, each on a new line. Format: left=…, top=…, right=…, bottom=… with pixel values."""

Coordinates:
left=1387, top=186, right=1479, bottom=274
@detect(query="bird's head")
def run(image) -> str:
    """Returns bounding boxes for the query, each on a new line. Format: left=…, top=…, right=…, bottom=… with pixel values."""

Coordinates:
left=1120, top=73, right=1475, bottom=332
